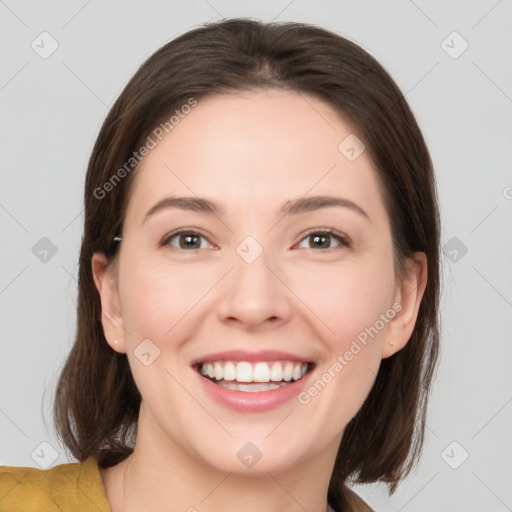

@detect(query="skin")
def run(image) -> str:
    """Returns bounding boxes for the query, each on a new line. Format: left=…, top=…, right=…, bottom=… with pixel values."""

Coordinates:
left=92, top=88, right=427, bottom=512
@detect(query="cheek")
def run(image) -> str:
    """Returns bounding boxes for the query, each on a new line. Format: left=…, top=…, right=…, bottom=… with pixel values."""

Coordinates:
left=288, top=256, right=396, bottom=350
left=116, top=254, right=209, bottom=419
left=294, top=262, right=393, bottom=422
left=118, top=252, right=212, bottom=341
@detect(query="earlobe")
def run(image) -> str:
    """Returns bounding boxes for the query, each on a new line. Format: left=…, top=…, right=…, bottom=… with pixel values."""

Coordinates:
left=381, top=252, right=428, bottom=359
left=91, top=252, right=126, bottom=353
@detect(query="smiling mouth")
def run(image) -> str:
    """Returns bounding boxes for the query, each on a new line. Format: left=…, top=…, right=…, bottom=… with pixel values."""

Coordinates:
left=195, top=360, right=314, bottom=392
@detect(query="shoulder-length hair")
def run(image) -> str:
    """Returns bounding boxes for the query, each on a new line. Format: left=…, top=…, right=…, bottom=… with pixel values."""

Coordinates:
left=53, top=17, right=440, bottom=511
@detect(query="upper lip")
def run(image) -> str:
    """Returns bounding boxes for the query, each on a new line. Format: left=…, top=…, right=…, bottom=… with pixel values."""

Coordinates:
left=191, top=349, right=313, bottom=366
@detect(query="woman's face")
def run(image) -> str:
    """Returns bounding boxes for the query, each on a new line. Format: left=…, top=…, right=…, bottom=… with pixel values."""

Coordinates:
left=94, top=88, right=424, bottom=475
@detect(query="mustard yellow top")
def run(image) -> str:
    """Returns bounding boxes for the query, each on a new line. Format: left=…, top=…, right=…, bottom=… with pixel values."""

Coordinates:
left=0, top=457, right=374, bottom=511
left=0, top=457, right=111, bottom=511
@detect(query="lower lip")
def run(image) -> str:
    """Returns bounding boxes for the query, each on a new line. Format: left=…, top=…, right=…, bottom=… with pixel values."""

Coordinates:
left=195, top=368, right=313, bottom=413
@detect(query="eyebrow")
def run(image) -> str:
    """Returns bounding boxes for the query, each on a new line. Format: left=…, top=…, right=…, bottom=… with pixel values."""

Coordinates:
left=142, top=194, right=370, bottom=224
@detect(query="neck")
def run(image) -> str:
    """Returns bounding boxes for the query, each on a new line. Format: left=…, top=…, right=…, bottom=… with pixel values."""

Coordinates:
left=102, top=405, right=339, bottom=512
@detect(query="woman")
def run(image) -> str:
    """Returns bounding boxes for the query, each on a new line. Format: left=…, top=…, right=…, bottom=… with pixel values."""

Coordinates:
left=0, top=17, right=440, bottom=512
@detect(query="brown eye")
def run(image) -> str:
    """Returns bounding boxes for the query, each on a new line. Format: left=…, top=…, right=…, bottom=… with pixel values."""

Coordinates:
left=297, top=230, right=350, bottom=250
left=163, top=230, right=212, bottom=250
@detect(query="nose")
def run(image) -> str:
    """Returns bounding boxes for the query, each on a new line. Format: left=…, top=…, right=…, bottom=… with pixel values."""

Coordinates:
left=216, top=244, right=293, bottom=330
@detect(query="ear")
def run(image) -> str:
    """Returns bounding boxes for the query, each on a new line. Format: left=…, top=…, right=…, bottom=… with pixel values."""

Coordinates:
left=91, top=252, right=126, bottom=353
left=381, top=252, right=427, bottom=359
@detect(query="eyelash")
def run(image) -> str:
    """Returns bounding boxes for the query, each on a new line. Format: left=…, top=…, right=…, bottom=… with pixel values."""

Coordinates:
left=160, top=227, right=351, bottom=252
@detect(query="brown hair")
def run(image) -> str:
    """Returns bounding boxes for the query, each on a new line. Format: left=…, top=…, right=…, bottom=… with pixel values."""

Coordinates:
left=53, top=17, right=440, bottom=510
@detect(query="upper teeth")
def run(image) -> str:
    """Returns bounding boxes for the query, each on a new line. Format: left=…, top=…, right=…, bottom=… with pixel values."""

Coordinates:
left=199, top=361, right=308, bottom=383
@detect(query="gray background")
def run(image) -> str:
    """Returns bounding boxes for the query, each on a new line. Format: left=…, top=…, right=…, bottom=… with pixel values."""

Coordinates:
left=1, top=1, right=511, bottom=511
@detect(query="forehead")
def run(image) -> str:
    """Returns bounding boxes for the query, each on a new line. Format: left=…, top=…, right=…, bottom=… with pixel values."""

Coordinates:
left=124, top=88, right=386, bottom=225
